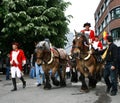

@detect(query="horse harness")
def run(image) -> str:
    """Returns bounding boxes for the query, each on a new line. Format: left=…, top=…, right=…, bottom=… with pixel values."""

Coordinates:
left=39, top=47, right=67, bottom=65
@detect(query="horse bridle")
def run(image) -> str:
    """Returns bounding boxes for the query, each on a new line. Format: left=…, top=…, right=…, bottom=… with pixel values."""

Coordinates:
left=72, top=37, right=91, bottom=60
left=36, top=45, right=54, bottom=65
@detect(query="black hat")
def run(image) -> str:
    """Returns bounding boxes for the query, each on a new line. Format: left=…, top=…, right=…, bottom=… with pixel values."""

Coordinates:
left=83, top=22, right=91, bottom=27
left=107, top=36, right=113, bottom=42
left=12, top=42, right=19, bottom=47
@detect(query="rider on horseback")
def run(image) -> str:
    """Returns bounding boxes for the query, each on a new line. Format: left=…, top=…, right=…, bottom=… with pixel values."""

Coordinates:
left=92, top=35, right=103, bottom=63
left=80, top=22, right=95, bottom=50
left=80, top=23, right=103, bottom=63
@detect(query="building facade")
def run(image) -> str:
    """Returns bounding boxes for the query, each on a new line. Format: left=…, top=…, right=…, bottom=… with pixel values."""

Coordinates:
left=65, top=32, right=74, bottom=54
left=94, top=0, right=120, bottom=46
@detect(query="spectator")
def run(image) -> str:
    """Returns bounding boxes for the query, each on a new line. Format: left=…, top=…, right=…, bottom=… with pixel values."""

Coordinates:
left=32, top=53, right=45, bottom=86
left=66, top=64, right=71, bottom=79
left=29, top=54, right=35, bottom=79
left=35, top=63, right=45, bottom=86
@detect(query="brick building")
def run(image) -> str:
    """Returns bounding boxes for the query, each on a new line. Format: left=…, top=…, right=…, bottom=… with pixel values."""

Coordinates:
left=94, top=0, right=120, bottom=46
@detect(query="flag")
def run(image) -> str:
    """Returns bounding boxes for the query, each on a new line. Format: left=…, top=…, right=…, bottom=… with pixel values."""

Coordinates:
left=103, top=31, right=108, bottom=40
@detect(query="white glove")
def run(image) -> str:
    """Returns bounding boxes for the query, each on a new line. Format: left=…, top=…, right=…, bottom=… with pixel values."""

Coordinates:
left=22, top=60, right=26, bottom=66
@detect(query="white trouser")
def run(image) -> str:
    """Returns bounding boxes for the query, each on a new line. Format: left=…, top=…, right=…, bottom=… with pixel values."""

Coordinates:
left=11, top=66, right=22, bottom=78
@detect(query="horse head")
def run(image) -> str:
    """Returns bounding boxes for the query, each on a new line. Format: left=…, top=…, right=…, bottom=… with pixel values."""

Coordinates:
left=72, top=32, right=89, bottom=58
left=35, top=40, right=51, bottom=65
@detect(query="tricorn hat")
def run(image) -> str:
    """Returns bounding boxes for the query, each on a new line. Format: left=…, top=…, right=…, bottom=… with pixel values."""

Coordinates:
left=12, top=42, right=19, bottom=47
left=83, top=22, right=91, bottom=27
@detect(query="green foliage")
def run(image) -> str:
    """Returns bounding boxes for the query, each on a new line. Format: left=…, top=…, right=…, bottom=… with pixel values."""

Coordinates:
left=0, top=0, right=71, bottom=57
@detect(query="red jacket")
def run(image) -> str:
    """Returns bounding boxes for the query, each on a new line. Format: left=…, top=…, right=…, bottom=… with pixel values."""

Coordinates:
left=81, top=29, right=95, bottom=42
left=10, top=49, right=26, bottom=71
left=92, top=41, right=103, bottom=50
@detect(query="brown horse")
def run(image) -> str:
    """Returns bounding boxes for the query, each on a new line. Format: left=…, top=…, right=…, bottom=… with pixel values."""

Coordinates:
left=35, top=40, right=68, bottom=89
left=72, top=32, right=104, bottom=92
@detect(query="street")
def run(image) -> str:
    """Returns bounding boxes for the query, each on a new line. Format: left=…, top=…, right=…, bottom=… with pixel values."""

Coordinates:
left=0, top=74, right=120, bottom=103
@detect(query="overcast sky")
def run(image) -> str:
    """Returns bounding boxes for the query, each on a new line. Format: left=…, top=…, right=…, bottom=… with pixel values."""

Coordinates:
left=65, top=0, right=100, bottom=33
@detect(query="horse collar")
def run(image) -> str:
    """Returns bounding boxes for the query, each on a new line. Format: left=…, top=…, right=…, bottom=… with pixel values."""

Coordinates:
left=42, top=50, right=54, bottom=65
left=84, top=54, right=91, bottom=60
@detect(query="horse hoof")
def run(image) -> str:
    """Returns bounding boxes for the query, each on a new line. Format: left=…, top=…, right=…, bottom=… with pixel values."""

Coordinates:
left=80, top=89, right=89, bottom=93
left=60, top=81, right=66, bottom=87
left=44, top=83, right=52, bottom=90
left=53, top=80, right=60, bottom=86
left=44, top=86, right=51, bottom=90
left=89, top=86, right=96, bottom=89
left=44, top=87, right=51, bottom=90
left=60, top=84, right=66, bottom=87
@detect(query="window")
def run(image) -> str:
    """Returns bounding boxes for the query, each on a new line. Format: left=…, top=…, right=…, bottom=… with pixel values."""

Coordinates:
left=111, top=28, right=120, bottom=40
left=96, top=29, right=99, bottom=35
left=95, top=17, right=97, bottom=23
left=101, top=4, right=105, bottom=13
left=105, top=15, right=109, bottom=25
left=110, top=7, right=120, bottom=19
left=105, top=0, right=110, bottom=7
left=116, top=8, right=120, bottom=18
left=98, top=27, right=100, bottom=34
left=100, top=25, right=102, bottom=32
left=111, top=10, right=114, bottom=19
left=98, top=11, right=101, bottom=18
left=102, top=21, right=105, bottom=28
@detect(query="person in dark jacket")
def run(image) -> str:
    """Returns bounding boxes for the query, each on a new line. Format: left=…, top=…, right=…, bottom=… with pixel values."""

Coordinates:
left=117, top=47, right=120, bottom=79
left=103, top=36, right=118, bottom=96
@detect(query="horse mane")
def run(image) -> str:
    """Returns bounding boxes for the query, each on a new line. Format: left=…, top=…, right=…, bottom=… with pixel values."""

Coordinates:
left=36, top=40, right=51, bottom=51
left=80, top=34, right=89, bottom=45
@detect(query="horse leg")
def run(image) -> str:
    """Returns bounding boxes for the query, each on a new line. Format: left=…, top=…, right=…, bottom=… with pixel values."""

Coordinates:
left=44, top=72, right=52, bottom=89
left=58, top=65, right=66, bottom=87
left=80, top=74, right=89, bottom=92
left=71, top=67, right=78, bottom=83
left=51, top=69, right=60, bottom=86
left=88, top=66, right=97, bottom=89
left=88, top=75, right=97, bottom=89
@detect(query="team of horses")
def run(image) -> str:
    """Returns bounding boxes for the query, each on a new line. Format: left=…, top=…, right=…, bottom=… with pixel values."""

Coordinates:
left=35, top=32, right=104, bottom=92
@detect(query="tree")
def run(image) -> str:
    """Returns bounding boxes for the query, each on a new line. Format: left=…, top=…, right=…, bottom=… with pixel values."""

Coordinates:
left=1, top=0, right=72, bottom=57
left=0, top=0, right=10, bottom=57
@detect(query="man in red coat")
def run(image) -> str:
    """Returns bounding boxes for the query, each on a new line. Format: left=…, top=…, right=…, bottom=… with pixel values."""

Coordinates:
left=92, top=35, right=103, bottom=50
left=92, top=36, right=103, bottom=63
left=81, top=22, right=95, bottom=50
left=81, top=22, right=95, bottom=42
left=10, top=42, right=26, bottom=91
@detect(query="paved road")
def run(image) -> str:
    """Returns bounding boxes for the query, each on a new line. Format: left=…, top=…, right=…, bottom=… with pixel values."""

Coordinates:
left=0, top=75, right=120, bottom=103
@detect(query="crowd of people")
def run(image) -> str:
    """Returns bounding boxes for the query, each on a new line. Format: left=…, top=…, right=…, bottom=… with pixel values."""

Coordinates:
left=1, top=22, right=120, bottom=96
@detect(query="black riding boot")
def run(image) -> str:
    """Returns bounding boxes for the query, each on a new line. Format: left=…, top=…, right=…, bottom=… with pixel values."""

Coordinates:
left=20, top=76, right=26, bottom=88
left=11, top=78, right=17, bottom=91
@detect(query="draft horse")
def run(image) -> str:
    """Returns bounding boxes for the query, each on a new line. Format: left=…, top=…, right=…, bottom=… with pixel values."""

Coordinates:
left=72, top=32, right=104, bottom=92
left=35, top=40, right=68, bottom=89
